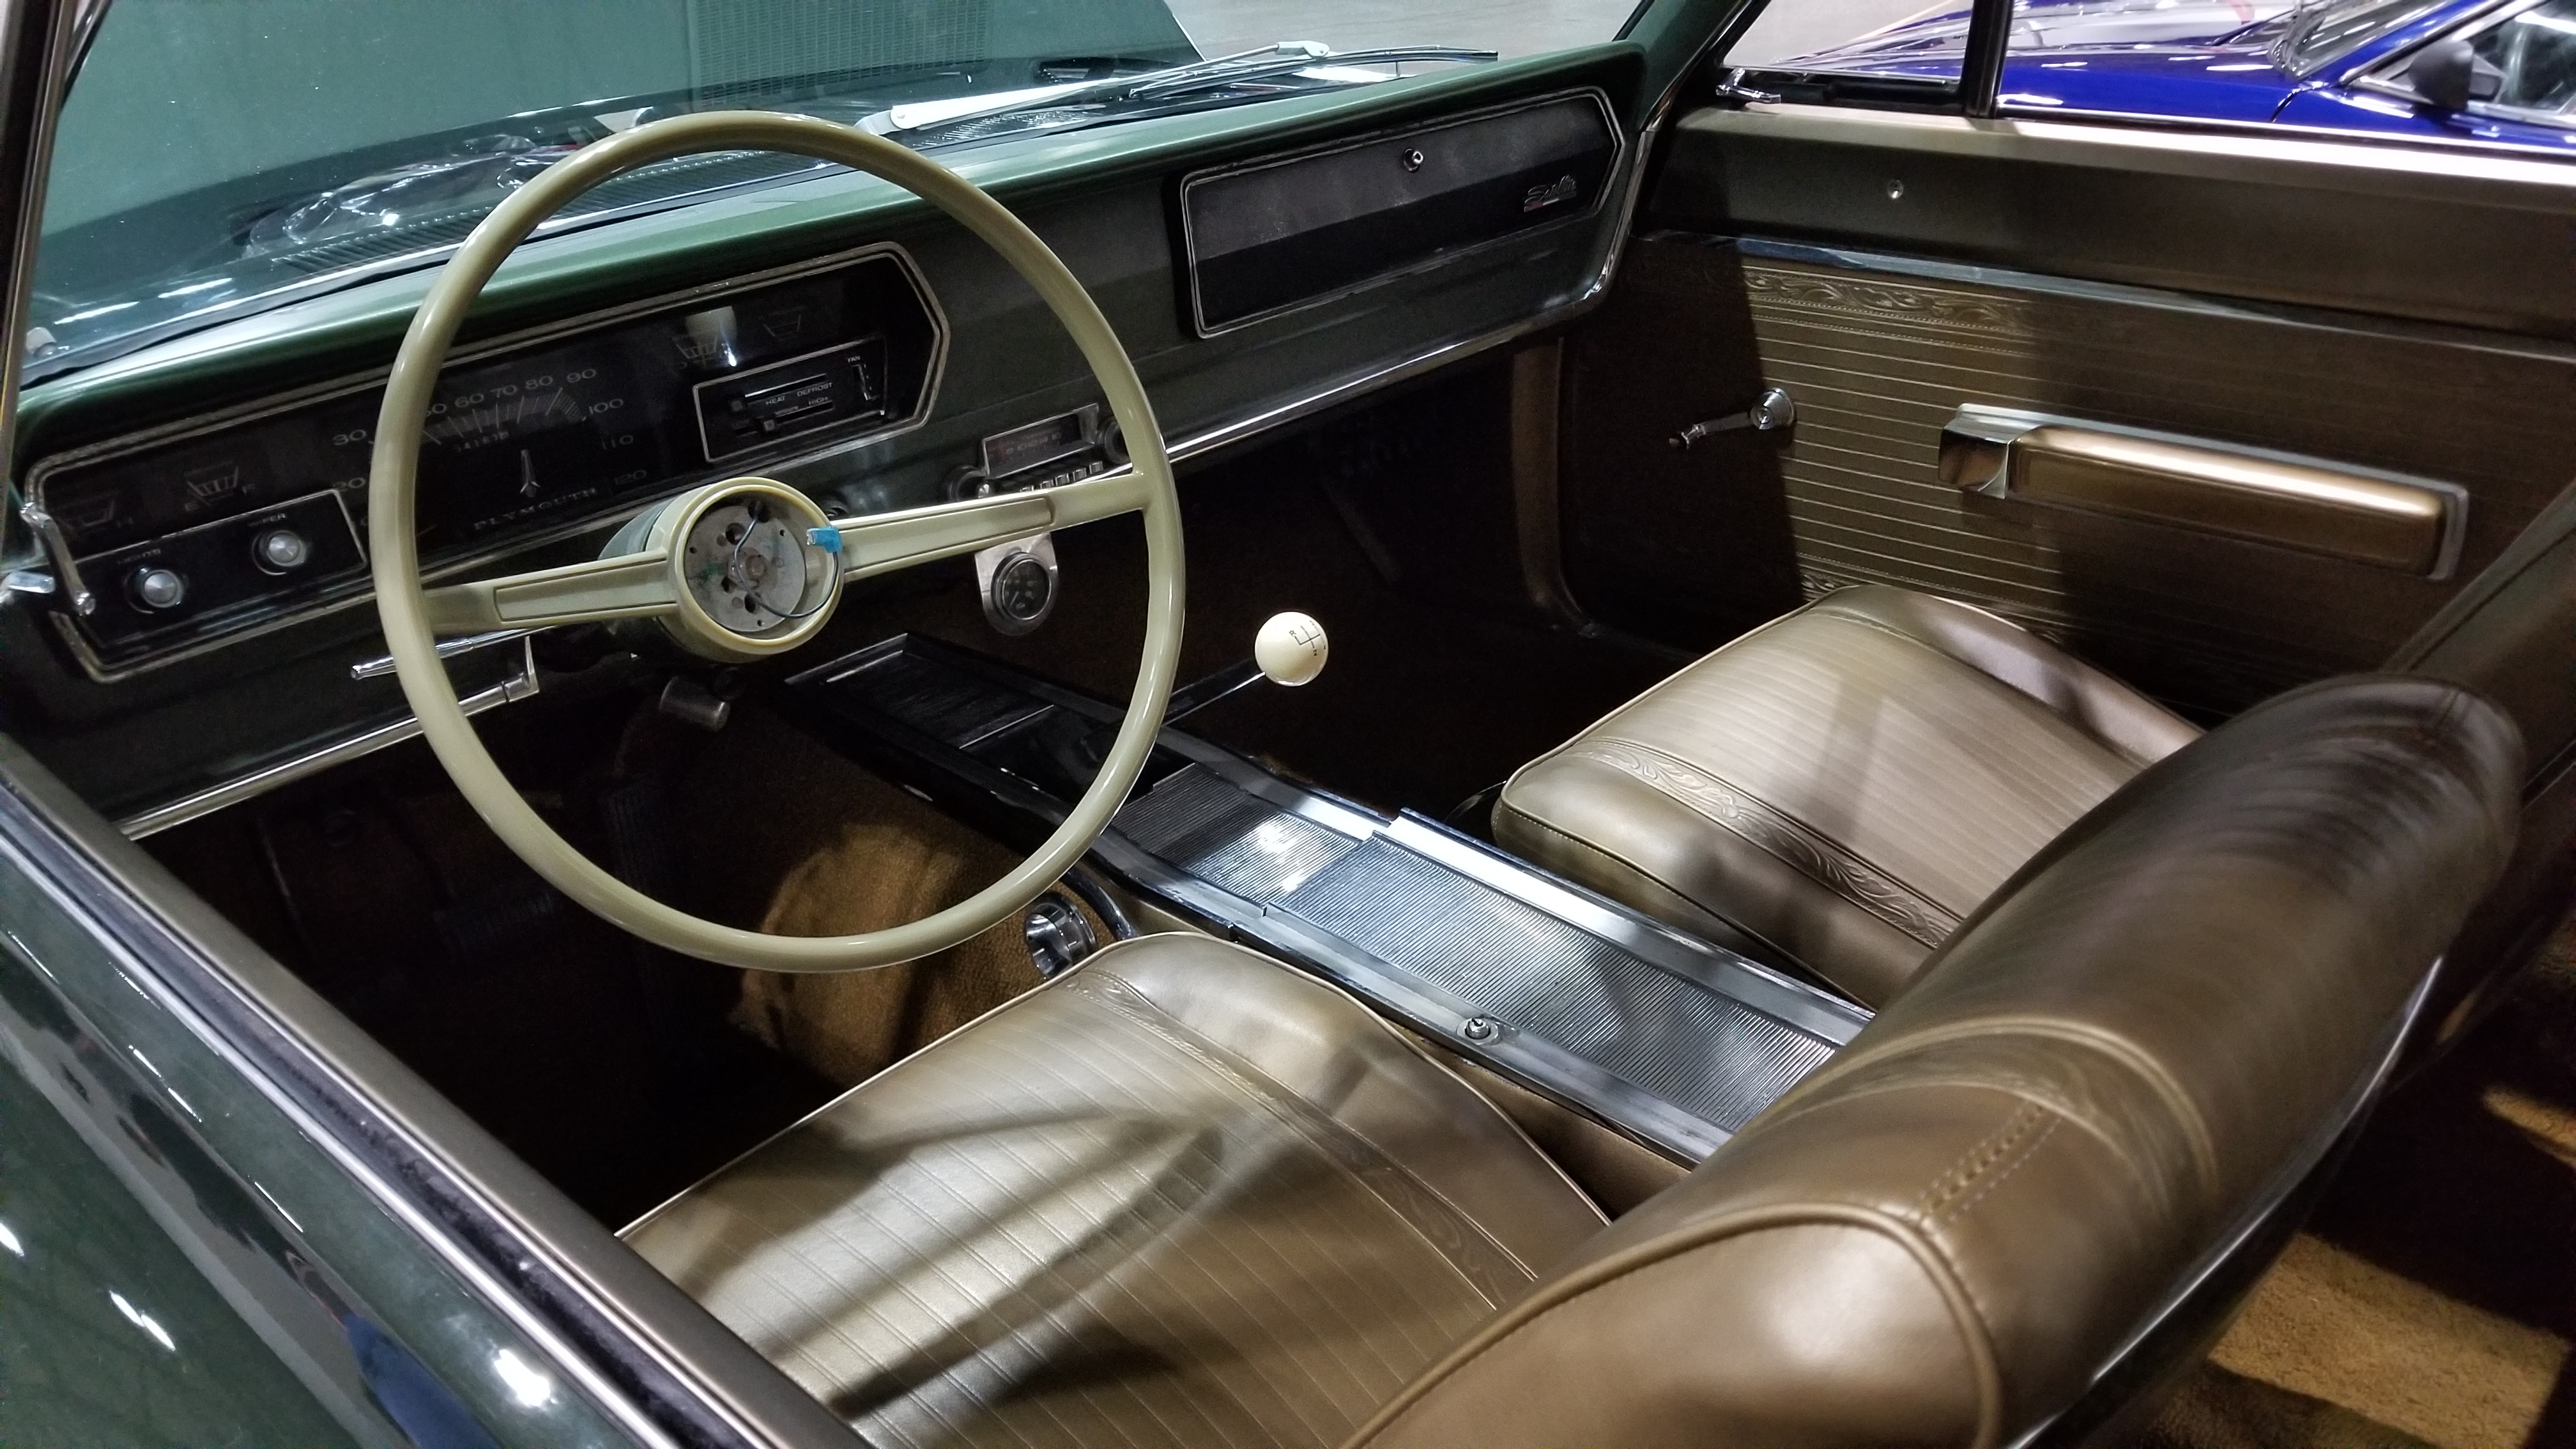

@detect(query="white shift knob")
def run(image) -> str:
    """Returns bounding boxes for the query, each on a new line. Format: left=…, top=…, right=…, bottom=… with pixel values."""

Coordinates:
left=1254, top=611, right=1329, bottom=686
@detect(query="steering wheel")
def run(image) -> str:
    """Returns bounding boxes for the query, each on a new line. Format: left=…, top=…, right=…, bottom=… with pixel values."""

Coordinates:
left=367, top=112, right=1183, bottom=972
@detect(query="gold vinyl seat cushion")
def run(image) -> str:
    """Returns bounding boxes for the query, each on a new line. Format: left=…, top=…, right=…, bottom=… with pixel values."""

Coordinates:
left=620, top=932, right=1604, bottom=1449
left=1495, top=585, right=2202, bottom=1006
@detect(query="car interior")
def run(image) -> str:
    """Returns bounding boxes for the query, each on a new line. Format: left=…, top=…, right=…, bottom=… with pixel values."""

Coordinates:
left=3, top=2, right=2575, bottom=1446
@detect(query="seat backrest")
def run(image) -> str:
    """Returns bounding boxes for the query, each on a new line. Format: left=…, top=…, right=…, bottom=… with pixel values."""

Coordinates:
left=2387, top=475, right=2576, bottom=1043
left=1349, top=676, right=2520, bottom=1449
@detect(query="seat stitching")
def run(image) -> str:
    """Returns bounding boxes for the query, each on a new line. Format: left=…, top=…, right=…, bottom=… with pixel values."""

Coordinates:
left=1500, top=594, right=1851, bottom=784
left=1562, top=739, right=1964, bottom=949
left=1770, top=1016, right=2222, bottom=1208
left=1931, top=1112, right=2061, bottom=1230
left=1338, top=1202, right=2007, bottom=1449
left=1912, top=1101, right=2050, bottom=1223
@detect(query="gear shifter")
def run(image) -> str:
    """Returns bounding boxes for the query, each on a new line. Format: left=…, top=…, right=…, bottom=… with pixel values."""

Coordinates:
left=1164, top=611, right=1330, bottom=725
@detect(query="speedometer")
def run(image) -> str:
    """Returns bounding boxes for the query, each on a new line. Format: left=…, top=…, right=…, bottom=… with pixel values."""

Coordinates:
left=406, top=353, right=666, bottom=549
left=422, top=379, right=592, bottom=452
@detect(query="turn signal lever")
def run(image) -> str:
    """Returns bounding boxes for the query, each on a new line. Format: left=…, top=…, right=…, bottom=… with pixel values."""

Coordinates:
left=1164, top=611, right=1330, bottom=726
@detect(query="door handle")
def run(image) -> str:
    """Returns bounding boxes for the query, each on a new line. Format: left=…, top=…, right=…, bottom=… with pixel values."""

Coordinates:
left=1940, top=405, right=2467, bottom=578
left=1669, top=387, right=1795, bottom=450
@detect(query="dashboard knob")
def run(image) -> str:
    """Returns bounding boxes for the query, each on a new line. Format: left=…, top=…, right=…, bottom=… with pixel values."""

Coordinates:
left=252, top=527, right=312, bottom=573
left=127, top=565, right=187, bottom=612
left=1254, top=611, right=1328, bottom=686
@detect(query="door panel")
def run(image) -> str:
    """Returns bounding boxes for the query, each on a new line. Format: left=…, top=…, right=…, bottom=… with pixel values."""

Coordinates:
left=1563, top=107, right=2576, bottom=717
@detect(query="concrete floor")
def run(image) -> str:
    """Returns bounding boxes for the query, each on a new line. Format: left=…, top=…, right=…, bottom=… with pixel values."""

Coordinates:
left=1162, top=0, right=1947, bottom=70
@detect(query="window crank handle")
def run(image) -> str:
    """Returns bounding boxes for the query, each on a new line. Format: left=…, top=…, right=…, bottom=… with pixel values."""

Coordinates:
left=1669, top=387, right=1795, bottom=450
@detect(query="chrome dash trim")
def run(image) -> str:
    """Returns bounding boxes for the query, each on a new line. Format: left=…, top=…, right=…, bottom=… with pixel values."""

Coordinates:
left=119, top=639, right=539, bottom=838
left=349, top=627, right=538, bottom=680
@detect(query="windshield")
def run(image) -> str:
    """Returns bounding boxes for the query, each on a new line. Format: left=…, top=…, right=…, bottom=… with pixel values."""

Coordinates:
left=2274, top=0, right=2457, bottom=73
left=31, top=0, right=1643, bottom=382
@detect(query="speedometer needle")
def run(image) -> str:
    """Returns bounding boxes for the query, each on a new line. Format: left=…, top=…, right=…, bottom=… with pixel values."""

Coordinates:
left=518, top=448, right=539, bottom=498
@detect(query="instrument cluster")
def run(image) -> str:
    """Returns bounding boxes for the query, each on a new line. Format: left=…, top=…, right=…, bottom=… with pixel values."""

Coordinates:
left=25, top=247, right=942, bottom=679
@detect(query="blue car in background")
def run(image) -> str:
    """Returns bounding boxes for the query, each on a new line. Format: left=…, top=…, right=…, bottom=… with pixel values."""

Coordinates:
left=1774, top=0, right=2576, bottom=157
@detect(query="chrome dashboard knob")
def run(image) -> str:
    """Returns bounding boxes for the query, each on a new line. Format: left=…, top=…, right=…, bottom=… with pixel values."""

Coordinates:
left=127, top=565, right=187, bottom=611
left=253, top=527, right=312, bottom=573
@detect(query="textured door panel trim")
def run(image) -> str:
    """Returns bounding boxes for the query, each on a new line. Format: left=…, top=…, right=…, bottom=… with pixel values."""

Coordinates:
left=1558, top=235, right=2576, bottom=717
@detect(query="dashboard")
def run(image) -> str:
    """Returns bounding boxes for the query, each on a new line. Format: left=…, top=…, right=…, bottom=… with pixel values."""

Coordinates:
left=0, top=49, right=1648, bottom=827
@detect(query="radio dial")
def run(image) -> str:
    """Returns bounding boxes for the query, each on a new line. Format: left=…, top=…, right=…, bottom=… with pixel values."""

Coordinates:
left=127, top=565, right=187, bottom=612
left=253, top=527, right=312, bottom=573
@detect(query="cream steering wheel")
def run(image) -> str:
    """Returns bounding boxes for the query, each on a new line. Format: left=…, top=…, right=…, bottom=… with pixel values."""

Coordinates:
left=368, top=113, right=1183, bottom=972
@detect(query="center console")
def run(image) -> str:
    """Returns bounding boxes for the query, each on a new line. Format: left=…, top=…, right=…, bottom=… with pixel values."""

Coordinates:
left=786, top=634, right=1869, bottom=1161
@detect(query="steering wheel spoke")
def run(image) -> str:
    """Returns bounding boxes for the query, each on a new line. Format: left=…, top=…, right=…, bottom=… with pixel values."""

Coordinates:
left=832, top=470, right=1151, bottom=581
left=421, top=550, right=677, bottom=634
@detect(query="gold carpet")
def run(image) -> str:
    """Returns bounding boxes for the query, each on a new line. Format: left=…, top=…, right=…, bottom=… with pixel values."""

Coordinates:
left=673, top=703, right=1073, bottom=1088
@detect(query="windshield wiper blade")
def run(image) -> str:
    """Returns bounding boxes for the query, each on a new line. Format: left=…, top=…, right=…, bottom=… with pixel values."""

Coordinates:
left=877, top=41, right=1498, bottom=142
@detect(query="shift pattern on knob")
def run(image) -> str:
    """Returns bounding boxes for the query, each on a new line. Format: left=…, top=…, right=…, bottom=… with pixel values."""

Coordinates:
left=1254, top=611, right=1328, bottom=686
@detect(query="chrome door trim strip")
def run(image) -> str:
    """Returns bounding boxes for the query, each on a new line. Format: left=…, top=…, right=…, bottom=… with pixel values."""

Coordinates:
left=0, top=734, right=869, bottom=1448
left=118, top=638, right=540, bottom=839
left=1695, top=101, right=2576, bottom=195
left=1940, top=402, right=2474, bottom=579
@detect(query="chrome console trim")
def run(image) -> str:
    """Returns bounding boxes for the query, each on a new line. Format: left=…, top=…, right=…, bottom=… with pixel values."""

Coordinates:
left=24, top=240, right=949, bottom=684
left=1381, top=811, right=1869, bottom=1043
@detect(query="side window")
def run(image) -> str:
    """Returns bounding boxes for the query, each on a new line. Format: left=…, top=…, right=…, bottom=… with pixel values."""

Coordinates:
left=1721, top=0, right=1972, bottom=87
left=2472, top=0, right=2576, bottom=116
